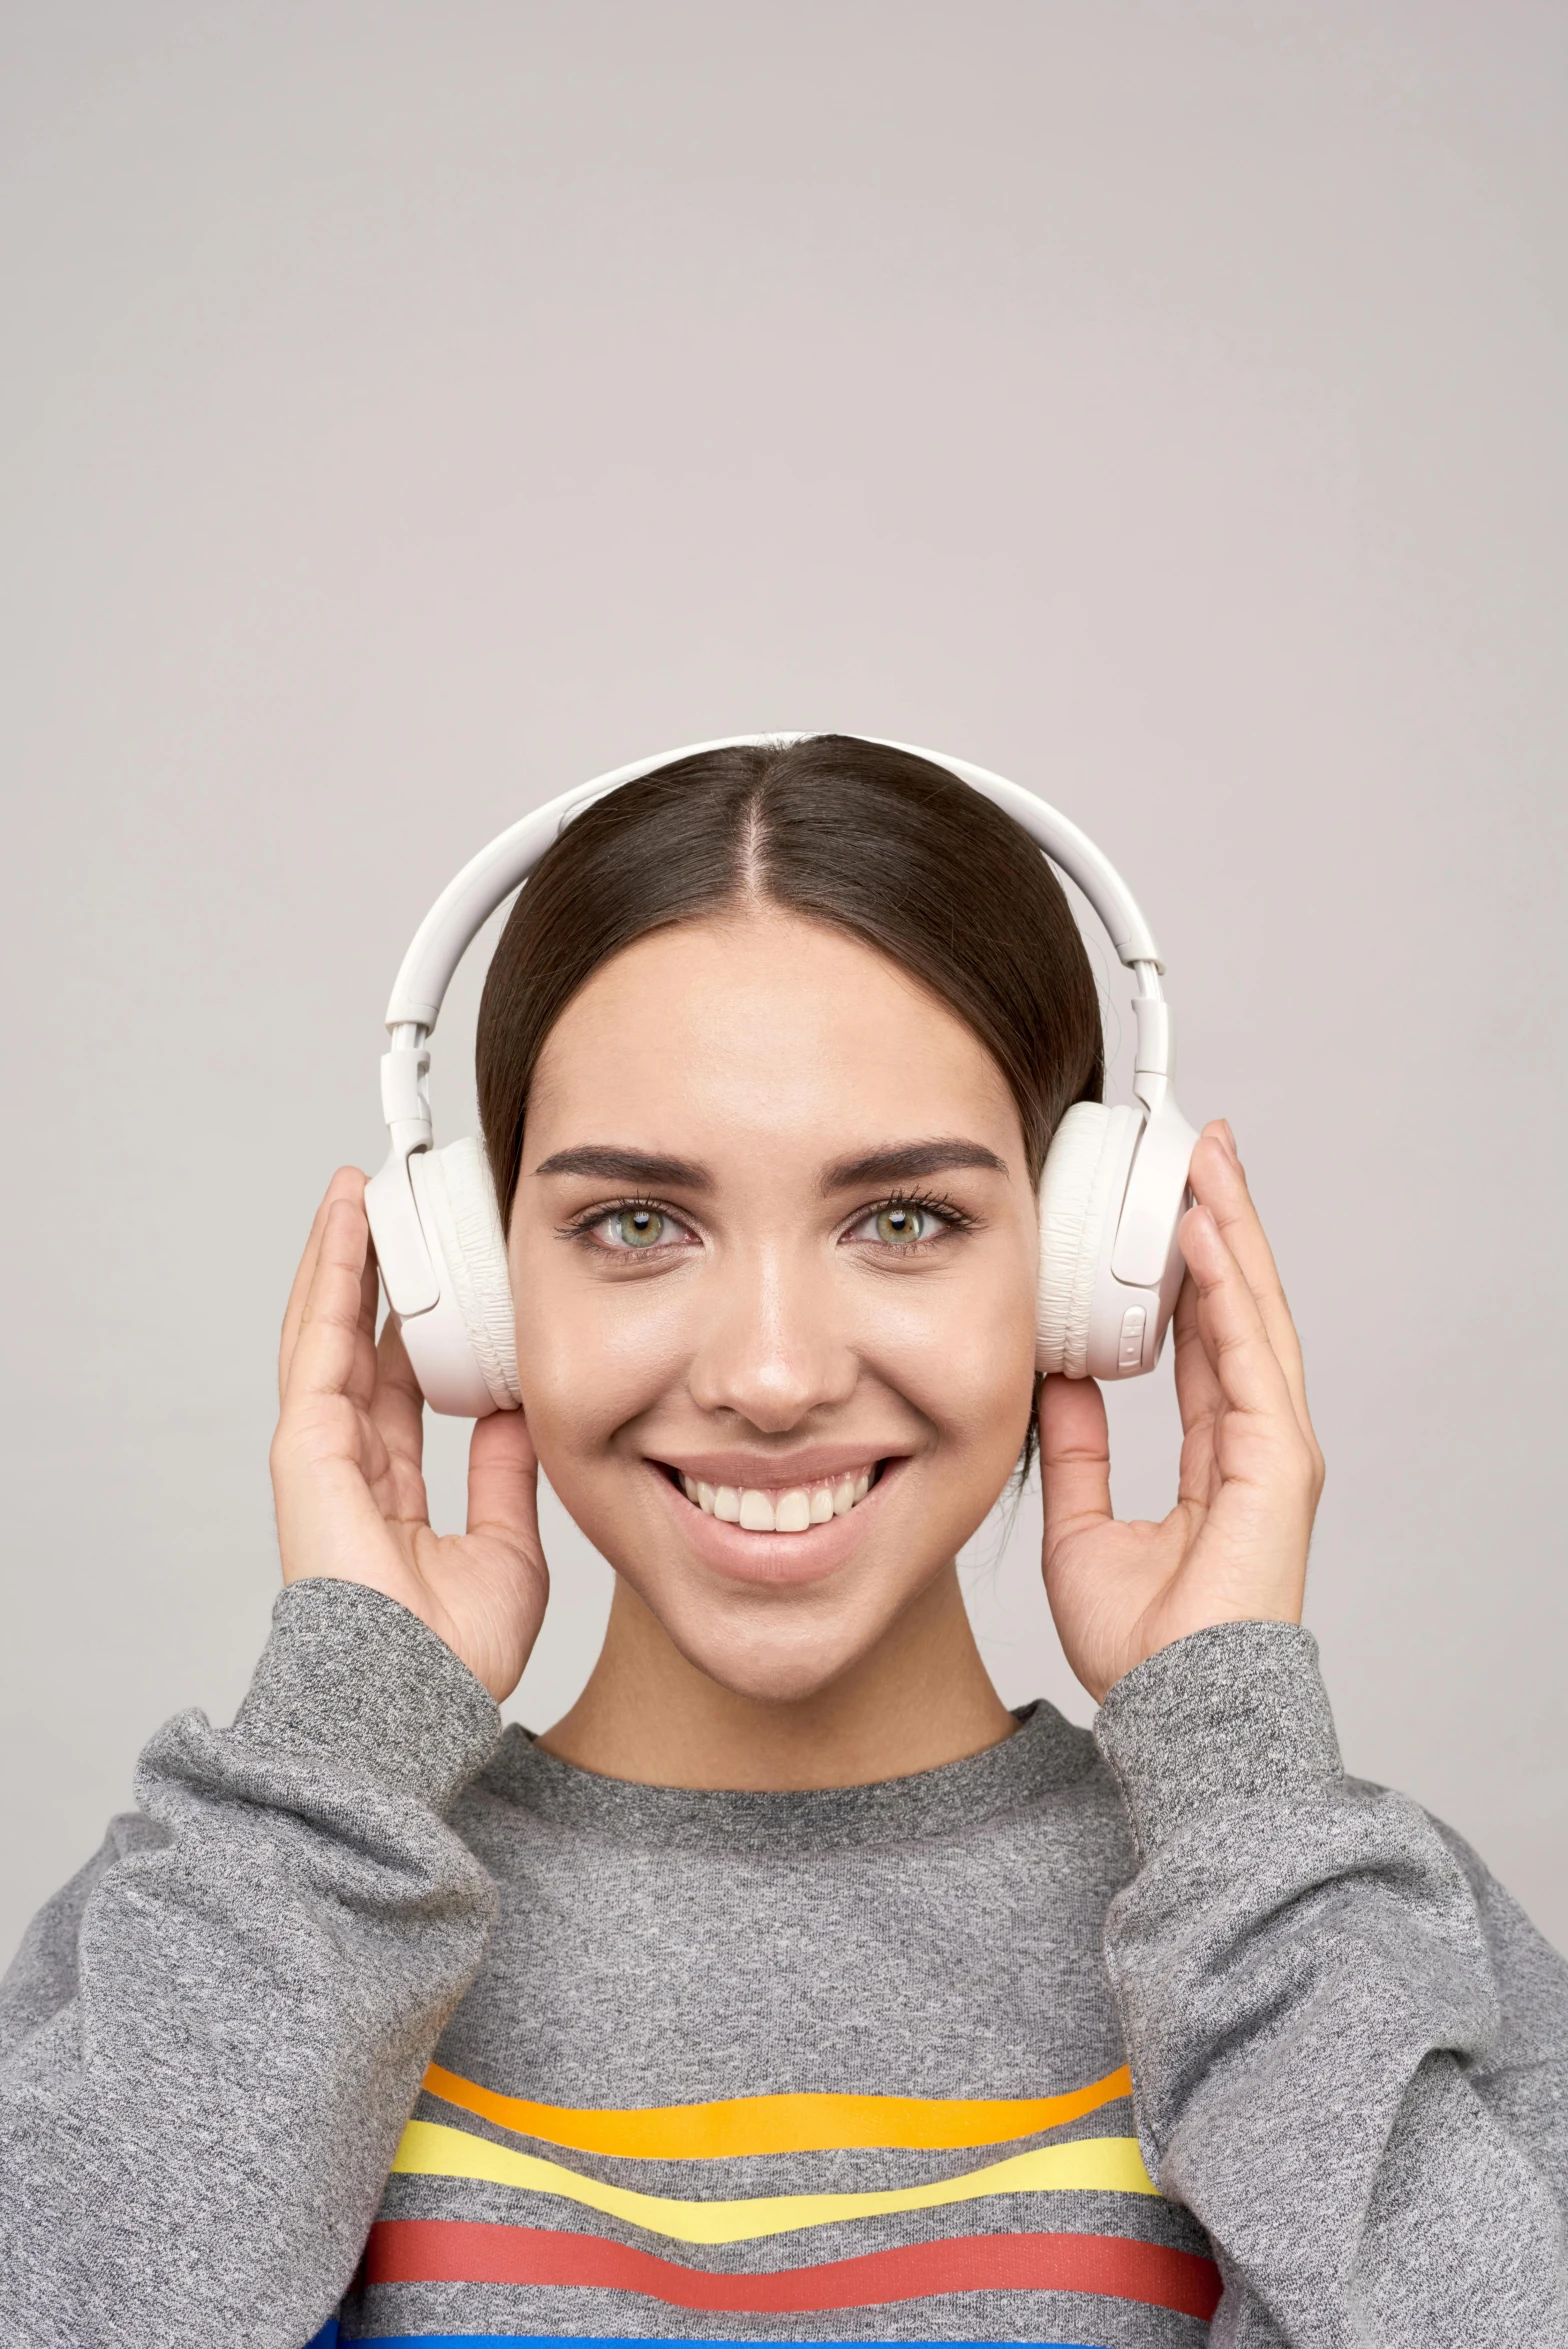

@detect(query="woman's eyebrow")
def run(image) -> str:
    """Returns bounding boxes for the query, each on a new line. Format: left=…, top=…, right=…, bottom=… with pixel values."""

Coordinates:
left=822, top=1139, right=1009, bottom=1192
left=531, top=1144, right=712, bottom=1191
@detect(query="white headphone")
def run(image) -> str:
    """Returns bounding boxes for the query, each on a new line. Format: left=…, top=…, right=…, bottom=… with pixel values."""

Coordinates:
left=364, top=734, right=1197, bottom=1416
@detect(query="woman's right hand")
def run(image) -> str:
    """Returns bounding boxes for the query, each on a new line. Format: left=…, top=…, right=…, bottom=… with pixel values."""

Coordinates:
left=269, top=1167, right=547, bottom=1702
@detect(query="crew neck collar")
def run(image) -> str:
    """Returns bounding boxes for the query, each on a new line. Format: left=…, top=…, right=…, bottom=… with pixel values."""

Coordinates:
left=479, top=1698, right=1096, bottom=1853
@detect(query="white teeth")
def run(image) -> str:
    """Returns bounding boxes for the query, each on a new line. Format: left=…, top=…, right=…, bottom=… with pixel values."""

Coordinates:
left=675, top=1467, right=881, bottom=1533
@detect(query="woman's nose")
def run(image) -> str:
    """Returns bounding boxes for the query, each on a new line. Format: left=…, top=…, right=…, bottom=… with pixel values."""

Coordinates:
left=684, top=1245, right=858, bottom=1432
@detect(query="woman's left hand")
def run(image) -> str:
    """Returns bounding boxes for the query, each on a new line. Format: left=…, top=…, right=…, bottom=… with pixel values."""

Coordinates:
left=1039, top=1120, right=1326, bottom=1705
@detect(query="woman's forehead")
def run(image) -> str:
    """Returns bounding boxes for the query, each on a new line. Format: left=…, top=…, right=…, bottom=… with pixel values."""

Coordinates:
left=525, top=909, right=1025, bottom=1164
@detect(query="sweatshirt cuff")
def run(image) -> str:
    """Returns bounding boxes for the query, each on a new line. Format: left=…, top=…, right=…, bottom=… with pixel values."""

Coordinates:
left=1094, top=1619, right=1342, bottom=1860
left=232, top=1577, right=502, bottom=1810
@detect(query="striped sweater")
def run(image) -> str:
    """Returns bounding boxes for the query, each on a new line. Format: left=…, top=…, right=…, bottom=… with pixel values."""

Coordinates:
left=2, top=1581, right=1566, bottom=2346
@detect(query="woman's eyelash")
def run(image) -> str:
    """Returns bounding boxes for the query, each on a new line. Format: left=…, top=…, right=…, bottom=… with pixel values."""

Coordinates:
left=559, top=1194, right=686, bottom=1243
left=857, top=1188, right=978, bottom=1236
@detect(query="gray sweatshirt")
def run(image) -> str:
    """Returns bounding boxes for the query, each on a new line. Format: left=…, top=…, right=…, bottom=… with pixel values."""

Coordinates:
left=1, top=1578, right=1565, bottom=2348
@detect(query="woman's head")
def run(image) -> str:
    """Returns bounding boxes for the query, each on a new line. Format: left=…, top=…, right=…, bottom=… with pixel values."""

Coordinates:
left=477, top=737, right=1102, bottom=1704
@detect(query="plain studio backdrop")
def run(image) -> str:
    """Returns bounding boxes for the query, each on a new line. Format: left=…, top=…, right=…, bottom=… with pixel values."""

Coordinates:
left=1, top=2, right=1564, bottom=1961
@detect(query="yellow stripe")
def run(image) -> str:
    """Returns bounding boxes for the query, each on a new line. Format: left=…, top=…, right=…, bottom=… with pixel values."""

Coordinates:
left=391, top=2120, right=1157, bottom=2244
left=421, top=2062, right=1133, bottom=2157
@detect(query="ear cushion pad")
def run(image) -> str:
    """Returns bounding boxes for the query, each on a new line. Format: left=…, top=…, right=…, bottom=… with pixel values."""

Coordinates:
left=1036, top=1101, right=1135, bottom=1376
left=409, top=1137, right=521, bottom=1410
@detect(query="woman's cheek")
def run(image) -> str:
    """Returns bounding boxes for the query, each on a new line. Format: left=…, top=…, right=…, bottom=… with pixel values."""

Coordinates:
left=512, top=1262, right=699, bottom=1458
left=860, top=1256, right=1036, bottom=1455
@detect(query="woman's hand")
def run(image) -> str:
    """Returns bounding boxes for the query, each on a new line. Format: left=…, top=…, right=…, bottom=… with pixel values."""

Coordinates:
left=269, top=1168, right=548, bottom=1702
left=1039, top=1120, right=1325, bottom=1705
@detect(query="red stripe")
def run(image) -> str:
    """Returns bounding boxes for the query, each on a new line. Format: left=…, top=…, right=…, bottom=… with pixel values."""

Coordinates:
left=365, top=2219, right=1220, bottom=2323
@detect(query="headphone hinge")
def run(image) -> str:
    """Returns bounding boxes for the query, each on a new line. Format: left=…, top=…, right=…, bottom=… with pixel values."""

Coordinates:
left=1130, top=994, right=1173, bottom=1117
left=380, top=1042, right=433, bottom=1153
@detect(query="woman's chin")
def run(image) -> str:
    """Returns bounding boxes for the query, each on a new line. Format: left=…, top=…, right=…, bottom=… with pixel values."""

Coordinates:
left=624, top=1535, right=952, bottom=1710
left=653, top=1604, right=903, bottom=1708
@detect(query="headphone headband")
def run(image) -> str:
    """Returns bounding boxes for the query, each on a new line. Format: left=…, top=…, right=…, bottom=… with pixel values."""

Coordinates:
left=382, top=732, right=1165, bottom=1035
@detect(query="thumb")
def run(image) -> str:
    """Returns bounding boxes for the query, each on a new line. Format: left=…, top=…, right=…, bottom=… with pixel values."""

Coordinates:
left=466, top=1408, right=542, bottom=1553
left=1039, top=1373, right=1113, bottom=1565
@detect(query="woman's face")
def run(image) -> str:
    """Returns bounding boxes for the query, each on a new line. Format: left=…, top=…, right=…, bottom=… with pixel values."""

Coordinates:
left=509, top=908, right=1039, bottom=1702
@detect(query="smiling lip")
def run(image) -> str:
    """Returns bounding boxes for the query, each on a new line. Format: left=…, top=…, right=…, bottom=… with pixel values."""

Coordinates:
left=646, top=1453, right=905, bottom=1588
left=655, top=1446, right=900, bottom=1489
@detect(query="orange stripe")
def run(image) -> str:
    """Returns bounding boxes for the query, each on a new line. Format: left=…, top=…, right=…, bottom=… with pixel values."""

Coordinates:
left=421, top=2063, right=1133, bottom=2157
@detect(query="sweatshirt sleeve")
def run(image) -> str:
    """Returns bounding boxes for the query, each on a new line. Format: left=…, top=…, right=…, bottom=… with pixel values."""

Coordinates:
left=1094, top=1619, right=1568, bottom=2345
left=0, top=1577, right=502, bottom=2349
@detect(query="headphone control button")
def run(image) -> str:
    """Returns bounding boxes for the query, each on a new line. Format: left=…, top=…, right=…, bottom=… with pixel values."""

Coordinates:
left=1117, top=1305, right=1147, bottom=1370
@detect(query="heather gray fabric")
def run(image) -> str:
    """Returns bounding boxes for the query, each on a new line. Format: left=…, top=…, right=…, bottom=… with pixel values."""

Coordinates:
left=1096, top=1626, right=1568, bottom=2339
left=0, top=1584, right=501, bottom=2346
left=0, top=1580, right=1565, bottom=2348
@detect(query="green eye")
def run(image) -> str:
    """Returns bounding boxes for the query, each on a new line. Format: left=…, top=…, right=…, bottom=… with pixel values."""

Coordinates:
left=875, top=1204, right=928, bottom=1245
left=614, top=1207, right=667, bottom=1248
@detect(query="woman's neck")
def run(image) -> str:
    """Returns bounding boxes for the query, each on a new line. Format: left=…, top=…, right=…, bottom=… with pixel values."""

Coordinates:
left=537, top=1563, right=1016, bottom=1792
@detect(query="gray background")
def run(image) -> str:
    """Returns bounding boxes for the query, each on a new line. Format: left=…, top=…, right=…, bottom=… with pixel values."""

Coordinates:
left=2, top=3, right=1564, bottom=1961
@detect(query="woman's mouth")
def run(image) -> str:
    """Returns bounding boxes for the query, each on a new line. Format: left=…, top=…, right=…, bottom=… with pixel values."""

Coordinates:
left=646, top=1453, right=902, bottom=1588
left=669, top=1463, right=880, bottom=1535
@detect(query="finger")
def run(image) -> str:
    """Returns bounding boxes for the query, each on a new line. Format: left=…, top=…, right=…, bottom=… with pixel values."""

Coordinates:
left=1038, top=1373, right=1113, bottom=1554
left=1187, top=1126, right=1316, bottom=1447
left=1169, top=1268, right=1222, bottom=1505
left=281, top=1192, right=374, bottom=1411
left=1179, top=1201, right=1300, bottom=1433
left=467, top=1409, right=541, bottom=1546
left=1171, top=1263, right=1222, bottom=1423
left=369, top=1315, right=427, bottom=1485
left=279, top=1168, right=369, bottom=1403
left=344, top=1242, right=383, bottom=1414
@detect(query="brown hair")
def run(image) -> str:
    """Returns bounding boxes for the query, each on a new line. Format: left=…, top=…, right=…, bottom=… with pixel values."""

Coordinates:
left=476, top=735, right=1103, bottom=1218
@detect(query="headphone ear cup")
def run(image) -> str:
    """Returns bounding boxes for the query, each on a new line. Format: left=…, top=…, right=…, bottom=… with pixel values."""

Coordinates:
left=407, top=1137, right=520, bottom=1411
left=1036, top=1102, right=1137, bottom=1376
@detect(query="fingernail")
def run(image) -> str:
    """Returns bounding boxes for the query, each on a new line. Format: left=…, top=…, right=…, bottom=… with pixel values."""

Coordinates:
left=1217, top=1119, right=1239, bottom=1164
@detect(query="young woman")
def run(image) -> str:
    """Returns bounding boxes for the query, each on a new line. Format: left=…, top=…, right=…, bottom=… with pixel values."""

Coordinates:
left=2, top=736, right=1565, bottom=2349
